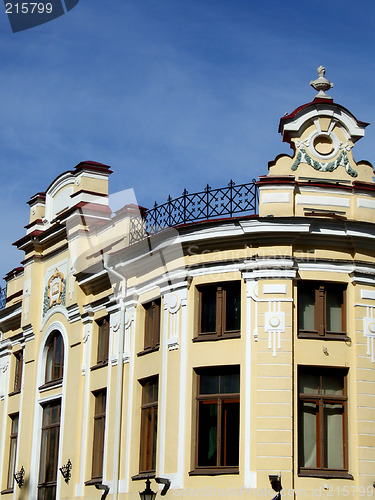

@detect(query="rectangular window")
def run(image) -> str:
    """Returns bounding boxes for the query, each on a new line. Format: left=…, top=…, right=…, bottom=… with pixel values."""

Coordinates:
left=7, top=413, right=19, bottom=490
left=298, top=367, right=348, bottom=478
left=193, top=366, right=240, bottom=474
left=139, top=376, right=158, bottom=473
left=97, top=317, right=109, bottom=365
left=92, top=390, right=107, bottom=479
left=14, top=350, right=23, bottom=393
left=38, top=400, right=61, bottom=500
left=298, top=282, right=346, bottom=338
left=197, top=282, right=241, bottom=339
left=144, top=299, right=161, bottom=351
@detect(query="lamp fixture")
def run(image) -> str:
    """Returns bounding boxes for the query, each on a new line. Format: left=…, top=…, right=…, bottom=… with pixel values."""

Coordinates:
left=139, top=478, right=157, bottom=500
left=14, top=466, right=25, bottom=488
left=59, top=459, right=72, bottom=483
left=269, top=473, right=282, bottom=500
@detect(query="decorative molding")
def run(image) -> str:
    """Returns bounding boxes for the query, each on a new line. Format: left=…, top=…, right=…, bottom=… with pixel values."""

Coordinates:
left=163, top=288, right=188, bottom=351
left=265, top=302, right=285, bottom=357
left=361, top=289, right=375, bottom=301
left=123, top=307, right=135, bottom=364
left=292, top=145, right=357, bottom=177
left=67, top=304, right=81, bottom=323
left=357, top=198, right=375, bottom=210
left=296, top=194, right=350, bottom=208
left=263, top=284, right=287, bottom=295
left=242, top=258, right=297, bottom=280
left=363, top=307, right=375, bottom=362
left=262, top=192, right=290, bottom=204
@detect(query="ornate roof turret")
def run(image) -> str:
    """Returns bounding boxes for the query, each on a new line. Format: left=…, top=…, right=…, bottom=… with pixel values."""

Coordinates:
left=272, top=68, right=373, bottom=183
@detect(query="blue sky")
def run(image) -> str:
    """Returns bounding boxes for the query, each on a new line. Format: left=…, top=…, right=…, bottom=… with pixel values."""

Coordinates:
left=1, top=0, right=375, bottom=283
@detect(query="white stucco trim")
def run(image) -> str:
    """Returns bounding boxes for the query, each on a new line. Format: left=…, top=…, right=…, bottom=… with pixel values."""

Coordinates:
left=262, top=192, right=290, bottom=204
left=244, top=279, right=256, bottom=488
left=75, top=320, right=92, bottom=497
left=296, top=194, right=350, bottom=208
left=29, top=321, right=68, bottom=499
left=357, top=198, right=375, bottom=210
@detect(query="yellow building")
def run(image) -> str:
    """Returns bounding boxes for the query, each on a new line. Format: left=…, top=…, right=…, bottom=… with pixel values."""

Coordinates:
left=0, top=68, right=374, bottom=500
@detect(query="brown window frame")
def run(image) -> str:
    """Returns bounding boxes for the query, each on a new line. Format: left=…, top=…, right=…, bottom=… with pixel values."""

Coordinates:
left=91, top=389, right=107, bottom=480
left=143, top=299, right=161, bottom=352
left=45, top=332, right=64, bottom=384
left=6, top=413, right=19, bottom=490
left=196, top=282, right=241, bottom=341
left=38, top=400, right=61, bottom=500
left=13, top=350, right=23, bottom=393
left=191, top=366, right=240, bottom=475
left=298, top=367, right=351, bottom=479
left=96, top=317, right=110, bottom=365
left=297, top=282, right=347, bottom=340
left=139, top=376, right=158, bottom=474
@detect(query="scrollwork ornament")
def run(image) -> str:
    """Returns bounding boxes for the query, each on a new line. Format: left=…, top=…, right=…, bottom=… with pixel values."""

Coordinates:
left=111, top=313, right=120, bottom=332
left=167, top=293, right=181, bottom=314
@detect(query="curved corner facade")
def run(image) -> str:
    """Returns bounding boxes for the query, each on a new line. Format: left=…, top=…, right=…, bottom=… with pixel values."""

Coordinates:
left=0, top=93, right=374, bottom=499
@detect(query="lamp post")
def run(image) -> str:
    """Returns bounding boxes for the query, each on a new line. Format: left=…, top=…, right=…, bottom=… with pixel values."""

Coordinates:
left=139, top=478, right=157, bottom=500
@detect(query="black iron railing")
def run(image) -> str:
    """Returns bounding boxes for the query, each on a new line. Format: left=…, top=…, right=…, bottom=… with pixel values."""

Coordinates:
left=130, top=179, right=258, bottom=244
left=0, top=285, right=6, bottom=310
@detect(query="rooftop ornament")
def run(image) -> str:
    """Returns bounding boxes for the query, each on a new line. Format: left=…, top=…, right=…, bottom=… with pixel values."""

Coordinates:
left=310, top=66, right=334, bottom=99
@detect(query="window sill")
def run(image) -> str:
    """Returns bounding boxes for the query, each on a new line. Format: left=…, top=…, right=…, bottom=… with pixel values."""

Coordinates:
left=298, top=333, right=351, bottom=341
left=131, top=472, right=156, bottom=481
left=38, top=379, right=63, bottom=391
left=91, top=362, right=108, bottom=371
left=1, top=488, right=14, bottom=494
left=84, top=478, right=103, bottom=486
left=298, top=469, right=353, bottom=479
left=189, top=467, right=239, bottom=476
left=8, top=390, right=21, bottom=397
left=137, top=347, right=160, bottom=357
left=193, top=332, right=241, bottom=342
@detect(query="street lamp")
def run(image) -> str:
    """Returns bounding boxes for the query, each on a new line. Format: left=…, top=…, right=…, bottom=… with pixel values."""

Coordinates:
left=139, top=478, right=157, bottom=500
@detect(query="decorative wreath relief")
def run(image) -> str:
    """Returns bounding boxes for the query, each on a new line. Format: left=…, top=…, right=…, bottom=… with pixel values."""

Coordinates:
left=292, top=142, right=357, bottom=178
left=43, top=269, right=66, bottom=316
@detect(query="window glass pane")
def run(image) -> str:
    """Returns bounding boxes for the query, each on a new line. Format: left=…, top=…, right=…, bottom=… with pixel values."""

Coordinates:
left=299, top=288, right=315, bottom=330
left=45, top=427, right=58, bottom=482
left=198, top=401, right=217, bottom=466
left=200, top=374, right=220, bottom=395
left=299, top=401, right=317, bottom=468
left=54, top=335, right=63, bottom=379
left=140, top=407, right=157, bottom=472
left=299, top=373, right=319, bottom=394
left=97, top=320, right=108, bottom=362
left=221, top=401, right=240, bottom=466
left=324, top=403, right=344, bottom=469
left=220, top=372, right=240, bottom=394
left=201, top=287, right=217, bottom=333
left=8, top=437, right=17, bottom=488
left=322, top=374, right=344, bottom=395
left=50, top=403, right=61, bottom=425
left=11, top=414, right=19, bottom=434
left=225, top=283, right=241, bottom=331
left=326, top=289, right=343, bottom=332
left=142, top=378, right=158, bottom=404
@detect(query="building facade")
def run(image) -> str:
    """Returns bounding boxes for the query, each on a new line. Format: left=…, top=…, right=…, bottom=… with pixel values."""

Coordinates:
left=0, top=69, right=375, bottom=499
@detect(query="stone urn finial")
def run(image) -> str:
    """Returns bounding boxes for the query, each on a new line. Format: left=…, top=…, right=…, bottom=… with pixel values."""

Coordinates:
left=310, top=66, right=334, bottom=99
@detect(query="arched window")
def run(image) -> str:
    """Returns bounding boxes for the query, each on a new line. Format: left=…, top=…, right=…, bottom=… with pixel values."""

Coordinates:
left=45, top=331, right=64, bottom=383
